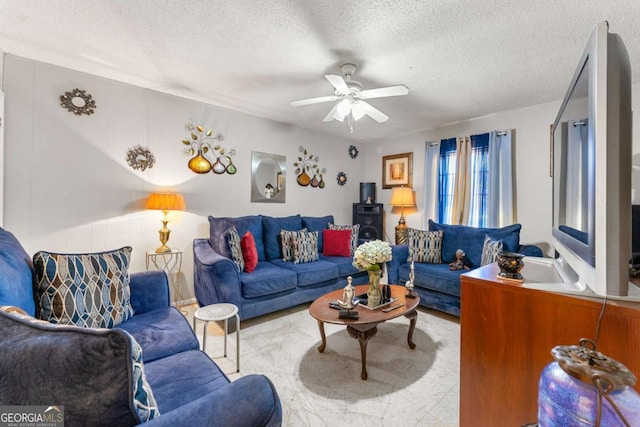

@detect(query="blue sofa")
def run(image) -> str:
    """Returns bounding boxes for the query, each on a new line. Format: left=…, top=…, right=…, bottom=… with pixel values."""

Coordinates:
left=0, top=227, right=282, bottom=426
left=386, top=220, right=543, bottom=317
left=194, top=214, right=368, bottom=320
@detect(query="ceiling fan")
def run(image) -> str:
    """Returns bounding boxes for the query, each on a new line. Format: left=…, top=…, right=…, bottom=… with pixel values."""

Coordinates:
left=290, top=63, right=409, bottom=130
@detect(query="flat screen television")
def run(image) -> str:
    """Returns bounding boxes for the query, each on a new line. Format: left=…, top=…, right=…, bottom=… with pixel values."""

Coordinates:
left=524, top=21, right=637, bottom=299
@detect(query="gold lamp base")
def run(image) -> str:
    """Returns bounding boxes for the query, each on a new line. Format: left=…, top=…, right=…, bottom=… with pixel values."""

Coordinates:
left=395, top=214, right=408, bottom=245
left=155, top=217, right=172, bottom=253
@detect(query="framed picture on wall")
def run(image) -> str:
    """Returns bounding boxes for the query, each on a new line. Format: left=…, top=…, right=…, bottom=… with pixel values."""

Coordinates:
left=382, top=152, right=413, bottom=189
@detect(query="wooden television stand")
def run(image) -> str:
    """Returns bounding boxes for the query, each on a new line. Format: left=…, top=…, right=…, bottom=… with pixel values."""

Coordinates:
left=460, top=262, right=640, bottom=426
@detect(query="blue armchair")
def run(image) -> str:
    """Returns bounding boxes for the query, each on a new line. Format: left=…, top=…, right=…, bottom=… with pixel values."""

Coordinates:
left=0, top=227, right=282, bottom=426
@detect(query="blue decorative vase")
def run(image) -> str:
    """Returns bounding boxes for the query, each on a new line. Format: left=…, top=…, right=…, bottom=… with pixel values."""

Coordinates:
left=538, top=345, right=640, bottom=426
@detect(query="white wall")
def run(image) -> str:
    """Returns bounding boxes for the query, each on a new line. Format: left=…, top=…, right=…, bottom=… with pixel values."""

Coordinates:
left=365, top=84, right=640, bottom=256
left=3, top=55, right=367, bottom=303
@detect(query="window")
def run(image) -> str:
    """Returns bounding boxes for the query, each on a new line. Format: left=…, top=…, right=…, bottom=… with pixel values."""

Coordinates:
left=438, top=138, right=457, bottom=223
left=438, top=134, right=489, bottom=226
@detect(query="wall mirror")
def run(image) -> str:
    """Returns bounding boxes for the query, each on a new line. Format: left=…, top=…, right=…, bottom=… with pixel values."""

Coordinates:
left=251, top=151, right=286, bottom=203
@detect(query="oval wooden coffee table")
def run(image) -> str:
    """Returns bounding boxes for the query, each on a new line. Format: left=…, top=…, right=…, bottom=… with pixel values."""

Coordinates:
left=309, top=284, right=420, bottom=380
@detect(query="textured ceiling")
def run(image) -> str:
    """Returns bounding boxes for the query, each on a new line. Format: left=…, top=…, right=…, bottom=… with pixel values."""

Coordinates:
left=0, top=0, right=639, bottom=141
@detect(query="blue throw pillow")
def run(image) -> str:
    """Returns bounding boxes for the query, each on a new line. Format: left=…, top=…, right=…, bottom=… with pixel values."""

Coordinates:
left=428, top=220, right=521, bottom=268
left=262, top=215, right=302, bottom=260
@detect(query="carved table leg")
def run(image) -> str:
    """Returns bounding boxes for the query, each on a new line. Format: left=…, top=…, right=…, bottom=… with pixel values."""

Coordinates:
left=347, top=325, right=378, bottom=380
left=405, top=309, right=417, bottom=349
left=317, top=320, right=327, bottom=353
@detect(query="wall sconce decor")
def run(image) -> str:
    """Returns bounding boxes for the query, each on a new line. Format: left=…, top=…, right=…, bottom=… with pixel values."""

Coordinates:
left=293, top=145, right=325, bottom=188
left=146, top=192, right=186, bottom=253
left=59, top=88, right=96, bottom=116
left=337, top=172, right=347, bottom=186
left=389, top=186, right=416, bottom=244
left=182, top=123, right=236, bottom=174
left=126, top=145, right=156, bottom=171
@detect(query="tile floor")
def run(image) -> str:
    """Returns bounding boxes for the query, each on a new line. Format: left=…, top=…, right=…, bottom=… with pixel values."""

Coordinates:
left=184, top=303, right=460, bottom=427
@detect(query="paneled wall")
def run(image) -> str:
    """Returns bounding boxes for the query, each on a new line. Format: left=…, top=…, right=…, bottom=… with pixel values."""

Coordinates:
left=3, top=54, right=366, bottom=303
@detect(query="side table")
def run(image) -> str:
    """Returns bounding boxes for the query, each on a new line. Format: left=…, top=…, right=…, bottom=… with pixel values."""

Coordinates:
left=193, top=303, right=240, bottom=373
left=145, top=249, right=185, bottom=313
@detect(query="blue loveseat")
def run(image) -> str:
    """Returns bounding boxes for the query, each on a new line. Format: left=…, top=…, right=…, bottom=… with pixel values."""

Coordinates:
left=0, top=227, right=282, bottom=426
left=194, top=214, right=368, bottom=320
left=386, top=220, right=543, bottom=317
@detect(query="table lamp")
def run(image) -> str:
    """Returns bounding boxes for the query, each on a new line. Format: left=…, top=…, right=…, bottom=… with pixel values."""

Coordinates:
left=389, top=186, right=415, bottom=245
left=146, top=192, right=186, bottom=253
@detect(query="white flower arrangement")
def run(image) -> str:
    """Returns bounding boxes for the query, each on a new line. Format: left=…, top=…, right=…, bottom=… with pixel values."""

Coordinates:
left=352, top=240, right=392, bottom=272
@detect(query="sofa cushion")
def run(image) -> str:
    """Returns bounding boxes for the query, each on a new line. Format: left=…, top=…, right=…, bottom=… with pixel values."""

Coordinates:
left=272, top=259, right=339, bottom=287
left=302, top=215, right=334, bottom=252
left=407, top=229, right=443, bottom=263
left=33, top=247, right=134, bottom=328
left=428, top=220, right=521, bottom=268
left=209, top=215, right=265, bottom=261
left=0, top=227, right=36, bottom=316
left=240, top=262, right=297, bottom=299
left=227, top=227, right=245, bottom=271
left=241, top=231, right=259, bottom=273
left=481, top=235, right=503, bottom=266
left=143, top=349, right=230, bottom=413
left=323, top=229, right=352, bottom=257
left=399, top=262, right=464, bottom=297
left=329, top=224, right=360, bottom=255
left=319, top=255, right=362, bottom=278
left=117, top=307, right=199, bottom=363
left=0, top=309, right=152, bottom=426
left=262, top=215, right=302, bottom=260
left=293, top=230, right=319, bottom=264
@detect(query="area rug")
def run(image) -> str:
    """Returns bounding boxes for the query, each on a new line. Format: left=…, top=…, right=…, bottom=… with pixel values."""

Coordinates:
left=187, top=303, right=460, bottom=426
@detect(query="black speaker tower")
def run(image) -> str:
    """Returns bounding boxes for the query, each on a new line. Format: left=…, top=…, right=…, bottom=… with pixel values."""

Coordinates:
left=352, top=203, right=384, bottom=241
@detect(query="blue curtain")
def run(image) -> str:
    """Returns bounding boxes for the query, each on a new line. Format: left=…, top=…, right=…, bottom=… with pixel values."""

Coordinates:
left=468, top=133, right=489, bottom=227
left=438, top=138, right=457, bottom=223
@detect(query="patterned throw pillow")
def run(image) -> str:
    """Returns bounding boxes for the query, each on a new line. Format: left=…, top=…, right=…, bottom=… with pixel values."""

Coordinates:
left=407, top=229, right=443, bottom=263
left=481, top=235, right=503, bottom=266
left=33, top=247, right=134, bottom=328
left=129, top=332, right=161, bottom=422
left=328, top=224, right=360, bottom=255
left=292, top=230, right=319, bottom=264
left=280, top=228, right=307, bottom=262
left=227, top=227, right=245, bottom=271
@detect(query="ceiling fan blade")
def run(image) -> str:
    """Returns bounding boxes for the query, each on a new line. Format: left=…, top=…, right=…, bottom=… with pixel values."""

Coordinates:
left=322, top=104, right=342, bottom=122
left=360, top=85, right=409, bottom=99
left=290, top=95, right=338, bottom=107
left=354, top=101, right=389, bottom=123
left=325, top=74, right=350, bottom=94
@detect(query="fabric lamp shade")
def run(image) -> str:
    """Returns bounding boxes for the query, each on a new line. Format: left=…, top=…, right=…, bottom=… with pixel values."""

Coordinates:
left=389, top=187, right=415, bottom=208
left=146, top=193, right=185, bottom=253
left=146, top=193, right=186, bottom=212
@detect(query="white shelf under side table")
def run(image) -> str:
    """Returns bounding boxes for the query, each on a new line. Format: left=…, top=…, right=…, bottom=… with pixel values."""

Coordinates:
left=193, top=303, right=240, bottom=373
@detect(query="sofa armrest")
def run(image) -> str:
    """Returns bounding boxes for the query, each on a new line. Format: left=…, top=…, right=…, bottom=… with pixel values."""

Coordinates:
left=141, top=374, right=282, bottom=427
left=193, top=238, right=242, bottom=308
left=386, top=245, right=409, bottom=285
left=518, top=244, right=543, bottom=257
left=129, top=271, right=171, bottom=315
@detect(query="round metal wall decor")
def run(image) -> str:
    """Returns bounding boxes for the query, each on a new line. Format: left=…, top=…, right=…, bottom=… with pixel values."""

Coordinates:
left=60, top=88, right=96, bottom=116
left=126, top=145, right=156, bottom=171
left=348, top=145, right=358, bottom=159
left=336, top=171, right=347, bottom=186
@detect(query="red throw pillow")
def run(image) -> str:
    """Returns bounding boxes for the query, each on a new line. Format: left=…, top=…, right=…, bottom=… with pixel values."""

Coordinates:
left=322, top=229, right=352, bottom=257
left=241, top=231, right=258, bottom=273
